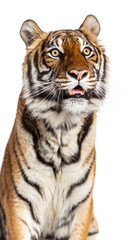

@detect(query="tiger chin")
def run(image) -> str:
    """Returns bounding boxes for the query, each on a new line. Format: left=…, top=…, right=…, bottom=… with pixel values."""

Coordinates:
left=0, top=15, right=108, bottom=240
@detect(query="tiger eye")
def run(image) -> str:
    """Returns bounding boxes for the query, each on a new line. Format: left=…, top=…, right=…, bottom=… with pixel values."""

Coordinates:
left=51, top=49, right=60, bottom=57
left=83, top=47, right=91, bottom=56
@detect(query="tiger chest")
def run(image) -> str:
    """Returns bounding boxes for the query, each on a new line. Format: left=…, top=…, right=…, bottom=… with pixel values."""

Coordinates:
left=19, top=117, right=95, bottom=236
left=37, top=124, right=80, bottom=173
left=32, top=128, right=84, bottom=235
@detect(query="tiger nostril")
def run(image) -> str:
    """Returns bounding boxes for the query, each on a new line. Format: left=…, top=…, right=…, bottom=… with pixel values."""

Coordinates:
left=82, top=72, right=88, bottom=78
left=68, top=71, right=78, bottom=79
left=68, top=69, right=89, bottom=80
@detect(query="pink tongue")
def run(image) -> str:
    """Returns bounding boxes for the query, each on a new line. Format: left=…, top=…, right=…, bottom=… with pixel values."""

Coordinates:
left=68, top=88, right=85, bottom=96
left=74, top=89, right=82, bottom=94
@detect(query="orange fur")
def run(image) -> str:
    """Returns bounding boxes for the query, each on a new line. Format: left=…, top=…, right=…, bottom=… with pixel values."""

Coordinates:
left=0, top=15, right=108, bottom=240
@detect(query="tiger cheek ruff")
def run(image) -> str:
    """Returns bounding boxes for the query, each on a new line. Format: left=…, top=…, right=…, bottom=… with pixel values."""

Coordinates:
left=0, top=15, right=108, bottom=240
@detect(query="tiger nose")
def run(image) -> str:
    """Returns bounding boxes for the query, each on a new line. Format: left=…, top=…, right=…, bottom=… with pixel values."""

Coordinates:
left=68, top=69, right=89, bottom=80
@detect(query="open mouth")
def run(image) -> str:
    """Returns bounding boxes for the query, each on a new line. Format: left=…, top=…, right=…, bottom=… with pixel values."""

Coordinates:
left=62, top=86, right=87, bottom=100
left=68, top=86, right=85, bottom=96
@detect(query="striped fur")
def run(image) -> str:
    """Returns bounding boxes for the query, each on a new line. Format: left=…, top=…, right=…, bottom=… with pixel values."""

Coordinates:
left=0, top=15, right=108, bottom=240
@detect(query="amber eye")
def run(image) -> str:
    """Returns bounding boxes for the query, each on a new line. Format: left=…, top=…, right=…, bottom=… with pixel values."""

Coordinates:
left=83, top=47, right=91, bottom=57
left=50, top=49, right=60, bottom=57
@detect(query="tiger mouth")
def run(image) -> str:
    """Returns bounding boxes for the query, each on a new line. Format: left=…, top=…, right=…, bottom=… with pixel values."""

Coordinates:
left=68, top=86, right=85, bottom=96
left=63, top=86, right=87, bottom=99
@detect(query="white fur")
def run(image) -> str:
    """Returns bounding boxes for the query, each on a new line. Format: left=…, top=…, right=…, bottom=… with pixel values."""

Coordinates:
left=18, top=115, right=95, bottom=238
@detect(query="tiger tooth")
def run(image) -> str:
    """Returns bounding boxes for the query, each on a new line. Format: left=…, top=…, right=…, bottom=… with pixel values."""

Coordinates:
left=81, top=89, right=85, bottom=95
left=68, top=88, right=85, bottom=96
left=68, top=90, right=73, bottom=95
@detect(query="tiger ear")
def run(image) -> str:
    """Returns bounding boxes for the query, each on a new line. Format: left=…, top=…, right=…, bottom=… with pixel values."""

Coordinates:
left=20, top=20, right=44, bottom=47
left=79, top=15, right=100, bottom=36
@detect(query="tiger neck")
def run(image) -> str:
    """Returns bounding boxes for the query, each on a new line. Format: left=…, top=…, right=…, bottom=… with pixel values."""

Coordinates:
left=18, top=92, right=94, bottom=130
left=16, top=93, right=96, bottom=174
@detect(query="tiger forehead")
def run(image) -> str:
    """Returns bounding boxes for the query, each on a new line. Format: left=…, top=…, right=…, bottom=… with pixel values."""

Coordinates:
left=51, top=29, right=83, bottom=40
left=46, top=30, right=87, bottom=48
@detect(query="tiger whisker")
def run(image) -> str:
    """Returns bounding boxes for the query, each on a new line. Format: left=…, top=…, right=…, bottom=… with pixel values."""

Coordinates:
left=56, top=83, right=73, bottom=87
left=43, top=87, right=57, bottom=101
left=31, top=87, right=50, bottom=97
left=85, top=85, right=97, bottom=88
left=30, top=83, right=51, bottom=93
left=31, top=84, right=54, bottom=98
left=55, top=81, right=71, bottom=84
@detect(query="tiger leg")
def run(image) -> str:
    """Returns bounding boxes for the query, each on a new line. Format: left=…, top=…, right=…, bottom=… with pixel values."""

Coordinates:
left=69, top=194, right=93, bottom=240
left=4, top=196, right=36, bottom=240
left=87, top=215, right=99, bottom=240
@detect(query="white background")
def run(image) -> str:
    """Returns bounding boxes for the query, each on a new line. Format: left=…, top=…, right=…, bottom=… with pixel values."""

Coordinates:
left=0, top=1, right=135, bottom=239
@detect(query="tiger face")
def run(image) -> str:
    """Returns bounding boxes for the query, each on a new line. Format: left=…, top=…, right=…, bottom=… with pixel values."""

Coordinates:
left=21, top=15, right=108, bottom=116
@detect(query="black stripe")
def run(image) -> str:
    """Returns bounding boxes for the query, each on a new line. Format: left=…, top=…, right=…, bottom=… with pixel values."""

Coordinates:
left=48, top=71, right=54, bottom=81
left=34, top=50, right=51, bottom=81
left=62, top=114, right=93, bottom=165
left=41, top=51, right=46, bottom=58
left=41, top=40, right=47, bottom=52
left=47, top=40, right=56, bottom=48
left=89, top=57, right=98, bottom=63
left=21, top=108, right=40, bottom=139
left=34, top=50, right=39, bottom=72
left=67, top=151, right=95, bottom=197
left=0, top=202, right=6, bottom=224
left=56, top=237, right=69, bottom=240
left=101, top=54, right=107, bottom=82
left=0, top=202, right=6, bottom=240
left=36, top=151, right=54, bottom=168
left=51, top=32, right=61, bottom=40
left=96, top=46, right=101, bottom=56
left=62, top=151, right=80, bottom=165
left=78, top=113, right=93, bottom=145
left=88, top=231, right=99, bottom=236
left=0, top=234, right=6, bottom=240
left=57, top=215, right=74, bottom=229
left=31, top=236, right=38, bottom=240
left=42, top=57, right=50, bottom=69
left=77, top=30, right=97, bottom=50
left=89, top=49, right=98, bottom=63
left=43, top=119, right=57, bottom=137
left=94, top=47, right=99, bottom=63
left=45, top=139, right=56, bottom=152
left=8, top=150, right=39, bottom=224
left=41, top=105, right=62, bottom=114
left=41, top=51, right=51, bottom=71
left=45, top=234, right=54, bottom=239
left=68, top=184, right=93, bottom=215
left=41, top=32, right=52, bottom=51
left=33, top=50, right=42, bottom=80
left=11, top=171, right=39, bottom=224
left=27, top=57, right=34, bottom=87
left=96, top=52, right=102, bottom=82
left=21, top=108, right=58, bottom=175
left=93, top=65, right=99, bottom=81
left=13, top=142, right=43, bottom=197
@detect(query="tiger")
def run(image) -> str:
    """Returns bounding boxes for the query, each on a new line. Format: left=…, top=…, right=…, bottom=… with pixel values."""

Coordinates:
left=0, top=15, right=108, bottom=240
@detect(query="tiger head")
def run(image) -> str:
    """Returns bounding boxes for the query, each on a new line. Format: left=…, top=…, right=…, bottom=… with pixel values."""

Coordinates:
left=21, top=15, right=108, bottom=117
